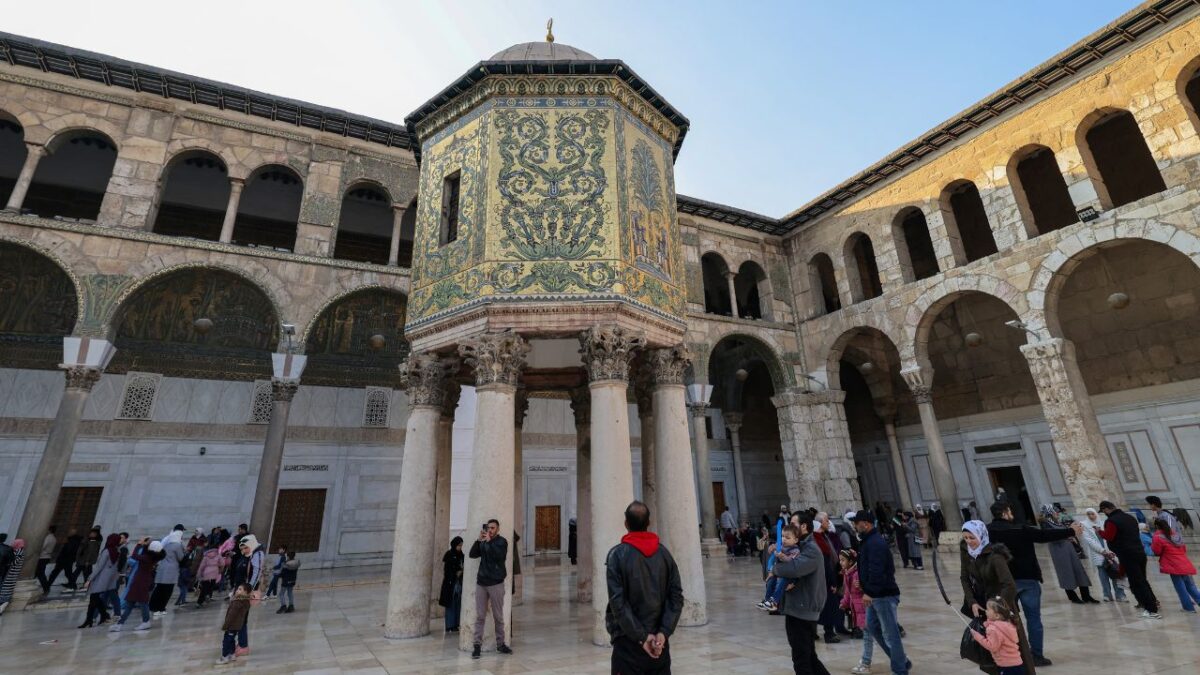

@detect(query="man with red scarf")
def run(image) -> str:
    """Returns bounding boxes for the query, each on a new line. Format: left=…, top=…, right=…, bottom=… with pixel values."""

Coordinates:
left=605, top=501, right=683, bottom=674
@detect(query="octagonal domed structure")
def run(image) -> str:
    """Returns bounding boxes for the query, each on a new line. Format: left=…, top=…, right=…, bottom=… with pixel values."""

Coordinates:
left=489, top=41, right=597, bottom=62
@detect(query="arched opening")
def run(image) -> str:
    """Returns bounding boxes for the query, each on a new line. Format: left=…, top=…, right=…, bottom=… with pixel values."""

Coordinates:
left=844, top=233, right=883, bottom=302
left=0, top=114, right=27, bottom=207
left=893, top=208, right=939, bottom=282
left=397, top=198, right=416, bottom=267
left=1008, top=145, right=1077, bottom=238
left=701, top=252, right=733, bottom=316
left=0, top=242, right=79, bottom=370
left=940, top=180, right=998, bottom=265
left=110, top=267, right=278, bottom=379
left=1078, top=109, right=1166, bottom=210
left=828, top=327, right=915, bottom=508
left=152, top=150, right=230, bottom=241
left=709, top=335, right=789, bottom=519
left=25, top=129, right=117, bottom=222
left=808, top=253, right=840, bottom=316
left=304, top=288, right=408, bottom=387
left=734, top=260, right=768, bottom=320
left=1179, top=60, right=1200, bottom=135
left=232, top=164, right=303, bottom=251
left=334, top=183, right=393, bottom=265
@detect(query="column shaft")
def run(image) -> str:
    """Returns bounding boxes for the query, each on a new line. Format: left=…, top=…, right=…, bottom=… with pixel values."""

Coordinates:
left=589, top=380, right=635, bottom=645
left=429, top=415, right=453, bottom=618
left=884, top=421, right=914, bottom=509
left=575, top=420, right=592, bottom=603
left=691, top=405, right=720, bottom=542
left=248, top=381, right=296, bottom=542
left=728, top=423, right=749, bottom=520
left=654, top=384, right=708, bottom=625
left=388, top=204, right=405, bottom=266
left=726, top=272, right=740, bottom=318
left=15, top=367, right=99, bottom=579
left=385, top=404, right=442, bottom=637
left=914, top=398, right=963, bottom=532
left=512, top=413, right=525, bottom=606
left=639, top=411, right=657, bottom=531
left=5, top=144, right=45, bottom=212
left=218, top=178, right=245, bottom=244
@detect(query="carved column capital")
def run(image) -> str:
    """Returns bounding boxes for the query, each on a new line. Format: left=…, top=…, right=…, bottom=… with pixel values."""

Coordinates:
left=647, top=344, right=692, bottom=386
left=900, top=365, right=935, bottom=405
left=688, top=402, right=709, bottom=419
left=723, top=412, right=743, bottom=432
left=1019, top=337, right=1073, bottom=364
left=909, top=383, right=933, bottom=405
left=62, top=366, right=102, bottom=391
left=25, top=142, right=47, bottom=158
left=228, top=177, right=246, bottom=191
left=458, top=331, right=528, bottom=388
left=400, top=351, right=457, bottom=407
left=570, top=386, right=591, bottom=426
left=271, top=379, right=299, bottom=402
left=579, top=325, right=645, bottom=383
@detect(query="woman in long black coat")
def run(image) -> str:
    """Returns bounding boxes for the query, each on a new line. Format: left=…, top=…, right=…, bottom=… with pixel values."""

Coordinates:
left=438, top=536, right=464, bottom=633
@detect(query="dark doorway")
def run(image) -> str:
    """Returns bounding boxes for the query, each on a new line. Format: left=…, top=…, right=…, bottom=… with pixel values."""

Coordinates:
left=712, top=482, right=727, bottom=516
left=987, top=466, right=1035, bottom=525
left=269, top=488, right=327, bottom=553
left=50, top=486, right=103, bottom=540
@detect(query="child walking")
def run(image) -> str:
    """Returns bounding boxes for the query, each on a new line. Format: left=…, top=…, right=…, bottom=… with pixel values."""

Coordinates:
left=196, top=545, right=222, bottom=607
left=276, top=552, right=300, bottom=613
left=1150, top=518, right=1200, bottom=612
left=266, top=546, right=286, bottom=599
left=217, top=583, right=252, bottom=665
left=839, top=549, right=874, bottom=674
left=969, top=597, right=1027, bottom=675
left=756, top=524, right=801, bottom=613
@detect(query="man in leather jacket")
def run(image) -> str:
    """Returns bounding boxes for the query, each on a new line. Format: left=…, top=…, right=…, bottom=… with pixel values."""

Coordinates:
left=468, top=518, right=511, bottom=659
left=606, top=501, right=683, bottom=675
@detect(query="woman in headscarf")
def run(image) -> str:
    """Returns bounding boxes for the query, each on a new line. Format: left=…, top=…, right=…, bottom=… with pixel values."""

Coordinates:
left=79, top=533, right=122, bottom=627
left=0, top=539, right=25, bottom=615
left=960, top=520, right=1035, bottom=674
left=438, top=536, right=464, bottom=632
left=1079, top=508, right=1127, bottom=602
left=1039, top=505, right=1097, bottom=604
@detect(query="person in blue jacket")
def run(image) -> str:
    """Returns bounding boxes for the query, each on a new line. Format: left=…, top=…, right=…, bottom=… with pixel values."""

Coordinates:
left=851, top=510, right=911, bottom=675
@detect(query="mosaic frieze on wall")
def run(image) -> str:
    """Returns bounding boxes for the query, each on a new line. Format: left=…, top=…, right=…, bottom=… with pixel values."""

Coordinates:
left=408, top=96, right=684, bottom=325
left=0, top=243, right=78, bottom=335
left=304, top=289, right=409, bottom=387
left=114, top=270, right=277, bottom=350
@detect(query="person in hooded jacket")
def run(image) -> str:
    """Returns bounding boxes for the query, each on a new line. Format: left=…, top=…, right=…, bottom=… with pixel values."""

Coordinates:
left=438, top=536, right=464, bottom=632
left=79, top=533, right=122, bottom=628
left=75, top=526, right=102, bottom=585
left=960, top=520, right=1036, bottom=675
left=605, top=501, right=683, bottom=675
left=151, top=525, right=187, bottom=615
left=112, top=538, right=163, bottom=632
left=196, top=544, right=223, bottom=607
left=0, top=539, right=25, bottom=615
left=48, top=529, right=83, bottom=591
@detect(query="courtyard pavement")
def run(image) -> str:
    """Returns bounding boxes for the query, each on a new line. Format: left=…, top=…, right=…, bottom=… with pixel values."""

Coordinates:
left=1, top=548, right=1199, bottom=674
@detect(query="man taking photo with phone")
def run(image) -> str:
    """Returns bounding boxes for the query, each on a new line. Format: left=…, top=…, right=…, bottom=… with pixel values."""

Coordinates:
left=469, top=518, right=511, bottom=659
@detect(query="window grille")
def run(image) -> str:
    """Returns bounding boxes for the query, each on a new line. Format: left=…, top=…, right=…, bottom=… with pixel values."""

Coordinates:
left=363, top=387, right=391, bottom=428
left=116, top=372, right=161, bottom=420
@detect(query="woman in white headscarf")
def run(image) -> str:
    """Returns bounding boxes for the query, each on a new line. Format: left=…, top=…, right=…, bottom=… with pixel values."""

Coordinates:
left=1079, top=507, right=1127, bottom=602
left=960, top=520, right=1036, bottom=674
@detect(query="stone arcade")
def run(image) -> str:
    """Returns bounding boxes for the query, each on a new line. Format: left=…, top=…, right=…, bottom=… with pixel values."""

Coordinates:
left=3, top=0, right=1200, bottom=649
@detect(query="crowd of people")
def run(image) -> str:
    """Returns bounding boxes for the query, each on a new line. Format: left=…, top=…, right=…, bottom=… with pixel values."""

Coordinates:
left=0, top=522, right=302, bottom=666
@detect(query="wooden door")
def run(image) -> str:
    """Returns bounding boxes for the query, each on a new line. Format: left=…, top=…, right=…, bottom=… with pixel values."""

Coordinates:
left=712, top=482, right=727, bottom=517
left=534, top=505, right=560, bottom=551
left=269, top=488, right=327, bottom=553
left=50, top=487, right=103, bottom=540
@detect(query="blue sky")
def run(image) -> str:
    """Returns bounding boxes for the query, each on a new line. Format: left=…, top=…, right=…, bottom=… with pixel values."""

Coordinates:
left=6, top=1, right=1139, bottom=216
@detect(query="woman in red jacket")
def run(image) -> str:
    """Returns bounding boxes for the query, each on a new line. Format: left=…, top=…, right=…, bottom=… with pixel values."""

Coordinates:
left=1150, top=519, right=1200, bottom=612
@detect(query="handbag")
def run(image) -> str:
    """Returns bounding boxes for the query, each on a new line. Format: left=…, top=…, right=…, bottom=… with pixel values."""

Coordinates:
left=1102, top=556, right=1124, bottom=580
left=960, top=616, right=996, bottom=667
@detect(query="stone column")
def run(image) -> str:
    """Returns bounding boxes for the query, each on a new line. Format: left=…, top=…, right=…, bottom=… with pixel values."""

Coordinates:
left=901, top=367, right=963, bottom=534
left=883, top=419, right=914, bottom=510
left=570, top=386, right=593, bottom=604
left=580, top=325, right=644, bottom=646
left=512, top=389, right=529, bottom=606
left=649, top=346, right=708, bottom=626
left=430, top=385, right=459, bottom=619
left=218, top=178, right=245, bottom=244
left=724, top=412, right=749, bottom=521
left=388, top=203, right=405, bottom=266
left=385, top=352, right=455, bottom=638
left=4, top=143, right=46, bottom=212
left=1021, top=338, right=1123, bottom=509
left=248, top=379, right=298, bottom=543
left=726, top=271, right=740, bottom=318
left=634, top=370, right=658, bottom=532
left=456, top=331, right=528, bottom=653
left=771, top=388, right=858, bottom=516
left=690, top=401, right=723, bottom=556
left=14, top=365, right=102, bottom=583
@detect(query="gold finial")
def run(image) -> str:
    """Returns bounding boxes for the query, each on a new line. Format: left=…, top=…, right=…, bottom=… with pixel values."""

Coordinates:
left=546, top=18, right=554, bottom=43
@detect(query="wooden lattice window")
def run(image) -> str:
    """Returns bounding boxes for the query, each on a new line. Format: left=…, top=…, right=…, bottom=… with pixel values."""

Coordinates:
left=50, top=486, right=103, bottom=540
left=362, top=387, right=390, bottom=428
left=117, top=372, right=161, bottom=420
left=269, top=488, right=327, bottom=553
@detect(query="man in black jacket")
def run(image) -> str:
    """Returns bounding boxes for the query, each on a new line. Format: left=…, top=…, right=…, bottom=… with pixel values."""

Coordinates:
left=468, top=518, right=511, bottom=659
left=605, top=501, right=683, bottom=674
left=1099, top=500, right=1160, bottom=619
left=987, top=500, right=1083, bottom=666
left=46, top=528, right=82, bottom=591
left=852, top=510, right=910, bottom=675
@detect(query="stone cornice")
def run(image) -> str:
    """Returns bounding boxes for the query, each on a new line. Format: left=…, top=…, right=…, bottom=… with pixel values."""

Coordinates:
left=0, top=416, right=407, bottom=443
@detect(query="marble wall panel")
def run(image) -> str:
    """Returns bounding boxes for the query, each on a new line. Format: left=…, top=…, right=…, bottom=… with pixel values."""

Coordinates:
left=185, top=379, right=223, bottom=423
left=215, top=380, right=253, bottom=424
left=83, top=373, right=125, bottom=420
left=335, top=387, right=366, bottom=427
left=150, top=377, right=191, bottom=423
left=2, top=369, right=63, bottom=418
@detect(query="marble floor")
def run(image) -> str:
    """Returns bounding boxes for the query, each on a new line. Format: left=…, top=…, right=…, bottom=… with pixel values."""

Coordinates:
left=2, top=549, right=1199, bottom=674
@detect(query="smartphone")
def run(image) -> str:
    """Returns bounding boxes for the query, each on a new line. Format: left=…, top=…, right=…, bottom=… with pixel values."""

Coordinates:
left=481, top=523, right=489, bottom=532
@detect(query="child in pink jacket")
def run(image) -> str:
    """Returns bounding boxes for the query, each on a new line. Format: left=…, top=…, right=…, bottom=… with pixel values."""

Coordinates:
left=970, top=598, right=1025, bottom=674
left=839, top=550, right=873, bottom=674
left=1150, top=518, right=1200, bottom=612
left=195, top=546, right=224, bottom=608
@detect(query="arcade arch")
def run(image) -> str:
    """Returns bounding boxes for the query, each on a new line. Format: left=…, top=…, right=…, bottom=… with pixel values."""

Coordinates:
left=25, top=129, right=118, bottom=222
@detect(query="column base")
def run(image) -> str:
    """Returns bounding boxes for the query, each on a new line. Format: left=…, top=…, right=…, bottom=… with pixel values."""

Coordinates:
left=935, top=531, right=962, bottom=554
left=5, top=579, right=44, bottom=613
left=700, top=538, right=726, bottom=559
